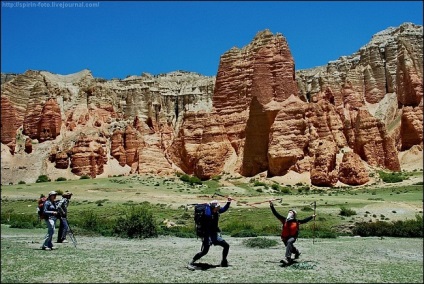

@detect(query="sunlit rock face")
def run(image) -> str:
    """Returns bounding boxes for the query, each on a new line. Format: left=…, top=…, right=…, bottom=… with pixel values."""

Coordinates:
left=1, top=23, right=422, bottom=185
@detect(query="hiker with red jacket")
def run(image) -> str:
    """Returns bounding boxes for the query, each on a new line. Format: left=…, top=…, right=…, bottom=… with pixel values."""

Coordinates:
left=269, top=200, right=315, bottom=265
left=188, top=197, right=232, bottom=269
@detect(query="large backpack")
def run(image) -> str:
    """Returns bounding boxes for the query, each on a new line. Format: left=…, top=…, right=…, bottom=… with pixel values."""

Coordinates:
left=37, top=196, right=47, bottom=220
left=194, top=203, right=207, bottom=238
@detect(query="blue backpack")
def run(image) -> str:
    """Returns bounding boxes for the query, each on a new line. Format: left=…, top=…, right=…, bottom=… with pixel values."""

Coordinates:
left=194, top=204, right=207, bottom=237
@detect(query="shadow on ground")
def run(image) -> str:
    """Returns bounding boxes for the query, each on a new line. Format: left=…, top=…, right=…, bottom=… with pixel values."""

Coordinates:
left=187, top=262, right=220, bottom=271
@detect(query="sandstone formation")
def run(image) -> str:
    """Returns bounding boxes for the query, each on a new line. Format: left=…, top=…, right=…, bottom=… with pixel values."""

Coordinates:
left=310, top=140, right=339, bottom=186
left=169, top=30, right=299, bottom=179
left=267, top=95, right=309, bottom=176
left=338, top=152, right=370, bottom=185
left=70, top=134, right=108, bottom=178
left=1, top=96, right=17, bottom=154
left=1, top=23, right=422, bottom=185
left=55, top=151, right=70, bottom=169
left=296, top=23, right=423, bottom=157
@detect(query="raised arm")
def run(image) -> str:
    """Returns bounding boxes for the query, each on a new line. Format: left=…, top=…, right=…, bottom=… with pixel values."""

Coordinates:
left=298, top=215, right=314, bottom=224
left=219, top=200, right=231, bottom=214
left=269, top=201, right=285, bottom=222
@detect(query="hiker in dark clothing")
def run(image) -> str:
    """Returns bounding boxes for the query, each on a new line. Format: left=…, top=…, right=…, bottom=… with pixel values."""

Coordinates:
left=41, top=191, right=59, bottom=250
left=56, top=191, right=73, bottom=243
left=188, top=197, right=232, bottom=269
left=269, top=200, right=315, bottom=264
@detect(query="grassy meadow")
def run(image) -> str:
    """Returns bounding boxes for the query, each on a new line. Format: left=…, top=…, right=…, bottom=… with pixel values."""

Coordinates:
left=1, top=172, right=423, bottom=283
left=1, top=172, right=422, bottom=237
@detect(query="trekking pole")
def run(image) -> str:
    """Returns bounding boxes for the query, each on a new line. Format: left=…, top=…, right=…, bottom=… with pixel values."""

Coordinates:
left=246, top=198, right=282, bottom=207
left=185, top=203, right=199, bottom=211
left=211, top=192, right=237, bottom=202
left=310, top=201, right=316, bottom=244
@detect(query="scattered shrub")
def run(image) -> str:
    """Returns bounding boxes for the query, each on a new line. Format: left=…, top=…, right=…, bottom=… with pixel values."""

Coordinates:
left=56, top=177, right=67, bottom=182
left=36, top=175, right=51, bottom=183
left=352, top=215, right=423, bottom=237
left=18, top=181, right=26, bottom=184
left=243, top=237, right=278, bottom=248
left=280, top=187, right=291, bottom=194
left=253, top=181, right=267, bottom=187
left=114, top=206, right=158, bottom=239
left=80, top=175, right=91, bottom=180
left=339, top=206, right=356, bottom=217
left=211, top=175, right=221, bottom=181
left=2, top=213, right=43, bottom=229
left=179, top=174, right=202, bottom=185
left=271, top=184, right=281, bottom=191
left=378, top=171, right=407, bottom=183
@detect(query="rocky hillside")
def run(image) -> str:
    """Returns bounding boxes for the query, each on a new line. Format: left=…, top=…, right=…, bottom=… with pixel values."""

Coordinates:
left=1, top=23, right=422, bottom=185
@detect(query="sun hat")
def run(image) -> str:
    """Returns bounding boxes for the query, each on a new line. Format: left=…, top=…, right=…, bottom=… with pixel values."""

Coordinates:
left=62, top=191, right=73, bottom=197
left=210, top=200, right=221, bottom=208
left=48, top=191, right=57, bottom=196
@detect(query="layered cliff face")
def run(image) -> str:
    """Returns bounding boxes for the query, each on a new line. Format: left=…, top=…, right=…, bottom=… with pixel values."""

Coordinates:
left=168, top=30, right=299, bottom=179
left=1, top=23, right=422, bottom=185
left=1, top=70, right=214, bottom=183
left=296, top=23, right=423, bottom=159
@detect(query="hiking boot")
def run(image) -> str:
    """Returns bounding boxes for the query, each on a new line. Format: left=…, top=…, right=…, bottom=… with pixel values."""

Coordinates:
left=221, top=259, right=229, bottom=267
left=280, top=257, right=292, bottom=265
left=62, top=240, right=69, bottom=243
left=294, top=252, right=301, bottom=259
left=41, top=246, right=51, bottom=251
left=187, top=261, right=196, bottom=270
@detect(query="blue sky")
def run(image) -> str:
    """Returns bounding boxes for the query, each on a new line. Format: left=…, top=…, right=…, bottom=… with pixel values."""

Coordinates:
left=1, top=1, right=423, bottom=79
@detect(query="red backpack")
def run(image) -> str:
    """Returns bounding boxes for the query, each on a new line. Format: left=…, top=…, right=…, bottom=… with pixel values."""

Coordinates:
left=37, top=196, right=47, bottom=220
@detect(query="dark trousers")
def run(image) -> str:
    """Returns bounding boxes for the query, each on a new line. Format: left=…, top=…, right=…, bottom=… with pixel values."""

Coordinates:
left=57, top=218, right=69, bottom=242
left=193, top=235, right=230, bottom=263
left=283, top=237, right=299, bottom=258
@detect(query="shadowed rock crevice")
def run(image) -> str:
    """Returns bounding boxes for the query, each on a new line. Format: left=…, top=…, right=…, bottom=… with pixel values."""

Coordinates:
left=241, top=96, right=272, bottom=177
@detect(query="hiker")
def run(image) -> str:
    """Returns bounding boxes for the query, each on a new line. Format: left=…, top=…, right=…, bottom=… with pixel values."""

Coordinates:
left=56, top=191, right=73, bottom=243
left=269, top=200, right=315, bottom=264
left=188, top=197, right=232, bottom=269
left=41, top=191, right=59, bottom=250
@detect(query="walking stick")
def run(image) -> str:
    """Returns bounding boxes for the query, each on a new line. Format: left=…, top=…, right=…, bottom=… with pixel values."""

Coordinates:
left=311, top=201, right=316, bottom=244
left=245, top=198, right=282, bottom=208
left=211, top=192, right=237, bottom=202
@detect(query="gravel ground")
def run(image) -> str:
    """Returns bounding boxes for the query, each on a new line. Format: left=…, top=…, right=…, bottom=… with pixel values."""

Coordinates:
left=1, top=226, right=423, bottom=283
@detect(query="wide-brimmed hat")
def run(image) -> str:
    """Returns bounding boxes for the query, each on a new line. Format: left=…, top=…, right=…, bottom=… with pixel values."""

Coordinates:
left=48, top=191, right=57, bottom=197
left=62, top=191, right=73, bottom=197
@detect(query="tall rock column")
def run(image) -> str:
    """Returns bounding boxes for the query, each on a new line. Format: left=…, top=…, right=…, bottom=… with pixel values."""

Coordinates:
left=1, top=96, right=17, bottom=154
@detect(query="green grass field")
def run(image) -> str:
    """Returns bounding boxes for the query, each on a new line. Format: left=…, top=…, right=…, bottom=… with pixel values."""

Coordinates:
left=1, top=173, right=422, bottom=238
